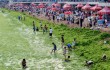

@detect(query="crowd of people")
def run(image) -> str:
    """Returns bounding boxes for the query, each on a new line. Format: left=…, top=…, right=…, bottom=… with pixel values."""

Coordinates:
left=6, top=3, right=110, bottom=30
left=17, top=15, right=76, bottom=68
left=16, top=12, right=108, bottom=69
left=20, top=20, right=107, bottom=68
left=3, top=3, right=110, bottom=69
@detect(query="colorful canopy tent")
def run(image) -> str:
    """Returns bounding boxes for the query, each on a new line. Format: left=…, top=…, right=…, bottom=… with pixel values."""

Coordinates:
left=51, top=7, right=58, bottom=11
left=24, top=5, right=29, bottom=9
left=15, top=3, right=23, bottom=7
left=64, top=11, right=72, bottom=15
left=47, top=6, right=51, bottom=10
left=82, top=4, right=91, bottom=10
left=52, top=3, right=61, bottom=8
left=15, top=4, right=19, bottom=6
left=35, top=6, right=39, bottom=9
left=90, top=4, right=102, bottom=11
left=63, top=4, right=72, bottom=10
left=19, top=3, right=23, bottom=6
left=38, top=3, right=45, bottom=8
left=98, top=7, right=110, bottom=15
left=31, top=3, right=36, bottom=6
left=76, top=3, right=83, bottom=8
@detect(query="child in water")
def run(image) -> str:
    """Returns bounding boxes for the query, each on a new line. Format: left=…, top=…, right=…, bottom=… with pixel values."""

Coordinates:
left=21, top=59, right=27, bottom=69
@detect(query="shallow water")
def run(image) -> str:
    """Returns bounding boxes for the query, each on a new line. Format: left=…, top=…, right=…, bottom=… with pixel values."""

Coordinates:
left=0, top=12, right=89, bottom=70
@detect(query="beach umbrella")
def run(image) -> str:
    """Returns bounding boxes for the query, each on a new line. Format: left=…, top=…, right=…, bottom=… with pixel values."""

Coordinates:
left=76, top=3, right=83, bottom=8
left=31, top=2, right=36, bottom=6
left=82, top=3, right=91, bottom=10
left=98, top=7, right=110, bottom=15
left=15, top=3, right=19, bottom=6
left=38, top=3, right=45, bottom=8
left=47, top=6, right=51, bottom=10
left=24, top=5, right=28, bottom=9
left=64, top=11, right=72, bottom=15
left=35, top=6, right=39, bottom=9
left=63, top=4, right=72, bottom=10
left=51, top=7, right=58, bottom=11
left=90, top=4, right=102, bottom=11
left=52, top=3, right=61, bottom=8
left=19, top=3, right=23, bottom=6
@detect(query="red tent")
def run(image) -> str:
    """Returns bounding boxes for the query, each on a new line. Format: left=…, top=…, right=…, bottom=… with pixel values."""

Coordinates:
left=51, top=7, right=58, bottom=11
left=98, top=6, right=110, bottom=15
left=24, top=5, right=29, bottom=9
left=52, top=3, right=61, bottom=8
left=19, top=3, right=23, bottom=6
left=82, top=4, right=91, bottom=10
left=91, top=4, right=102, bottom=11
left=38, top=3, right=45, bottom=8
left=35, top=6, right=39, bottom=9
left=76, top=3, right=83, bottom=8
left=64, top=11, right=72, bottom=15
left=15, top=4, right=19, bottom=6
left=47, top=6, right=51, bottom=10
left=31, top=3, right=36, bottom=6
left=63, top=4, right=72, bottom=10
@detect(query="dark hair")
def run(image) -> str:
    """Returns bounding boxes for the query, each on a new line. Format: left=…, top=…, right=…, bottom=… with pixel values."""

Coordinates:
left=68, top=56, right=70, bottom=58
left=64, top=47, right=66, bottom=48
left=52, top=42, right=54, bottom=44
left=23, top=59, right=26, bottom=61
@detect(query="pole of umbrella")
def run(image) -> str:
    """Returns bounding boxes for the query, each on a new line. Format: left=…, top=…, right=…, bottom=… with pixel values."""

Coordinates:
left=79, top=17, right=81, bottom=28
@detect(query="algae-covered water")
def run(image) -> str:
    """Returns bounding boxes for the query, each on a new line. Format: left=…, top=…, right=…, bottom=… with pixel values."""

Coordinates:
left=0, top=11, right=88, bottom=70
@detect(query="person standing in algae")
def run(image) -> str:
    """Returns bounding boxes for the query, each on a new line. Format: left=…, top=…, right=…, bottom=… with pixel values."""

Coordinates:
left=51, top=42, right=57, bottom=54
left=61, top=35, right=64, bottom=48
left=32, top=21, right=36, bottom=33
left=21, top=59, right=27, bottom=69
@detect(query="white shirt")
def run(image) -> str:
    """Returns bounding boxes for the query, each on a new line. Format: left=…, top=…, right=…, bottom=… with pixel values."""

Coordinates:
left=87, top=61, right=93, bottom=64
left=88, top=17, right=91, bottom=22
left=57, top=15, right=59, bottom=19
left=49, top=29, right=53, bottom=33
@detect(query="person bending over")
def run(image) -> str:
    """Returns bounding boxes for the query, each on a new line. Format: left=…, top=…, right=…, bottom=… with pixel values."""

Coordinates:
left=102, top=54, right=107, bottom=61
left=85, top=60, right=93, bottom=67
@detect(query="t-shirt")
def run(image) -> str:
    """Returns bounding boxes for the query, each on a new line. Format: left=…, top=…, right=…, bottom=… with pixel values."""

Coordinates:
left=49, top=29, right=53, bottom=33
left=67, top=44, right=72, bottom=48
left=87, top=61, right=93, bottom=64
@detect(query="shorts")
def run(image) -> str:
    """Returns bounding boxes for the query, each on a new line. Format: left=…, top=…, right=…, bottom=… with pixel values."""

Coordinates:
left=22, top=65, right=26, bottom=68
left=49, top=33, right=52, bottom=36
